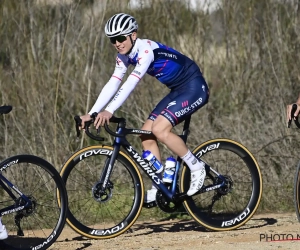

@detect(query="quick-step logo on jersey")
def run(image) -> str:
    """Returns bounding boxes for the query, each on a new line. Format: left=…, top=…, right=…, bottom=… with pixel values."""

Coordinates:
left=175, top=97, right=203, bottom=117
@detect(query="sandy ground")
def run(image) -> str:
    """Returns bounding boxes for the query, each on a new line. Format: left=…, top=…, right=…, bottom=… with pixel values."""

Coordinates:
left=48, top=212, right=300, bottom=250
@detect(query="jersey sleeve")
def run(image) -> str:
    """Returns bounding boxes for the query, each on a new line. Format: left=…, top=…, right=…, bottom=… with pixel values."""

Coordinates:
left=105, top=47, right=154, bottom=114
left=88, top=56, right=128, bottom=114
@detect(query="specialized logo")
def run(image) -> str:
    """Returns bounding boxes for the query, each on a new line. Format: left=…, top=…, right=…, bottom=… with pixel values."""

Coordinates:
left=132, top=129, right=152, bottom=134
left=166, top=101, right=176, bottom=109
left=205, top=184, right=222, bottom=192
left=1, top=206, right=24, bottom=216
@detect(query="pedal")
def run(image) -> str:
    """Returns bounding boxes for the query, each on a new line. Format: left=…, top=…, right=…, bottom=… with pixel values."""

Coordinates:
left=142, top=201, right=157, bottom=208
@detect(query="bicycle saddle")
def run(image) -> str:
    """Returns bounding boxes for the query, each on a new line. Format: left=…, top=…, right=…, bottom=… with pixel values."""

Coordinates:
left=0, top=105, right=12, bottom=115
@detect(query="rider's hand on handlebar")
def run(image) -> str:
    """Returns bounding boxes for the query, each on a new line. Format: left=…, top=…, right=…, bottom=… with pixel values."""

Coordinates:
left=287, top=103, right=300, bottom=123
left=94, top=110, right=113, bottom=129
left=80, top=114, right=93, bottom=129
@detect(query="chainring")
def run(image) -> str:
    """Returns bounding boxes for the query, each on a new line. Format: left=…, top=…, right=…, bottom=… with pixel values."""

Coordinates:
left=156, top=188, right=182, bottom=213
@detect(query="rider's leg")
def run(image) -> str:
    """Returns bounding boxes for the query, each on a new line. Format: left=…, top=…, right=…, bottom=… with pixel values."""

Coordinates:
left=141, top=120, right=163, bottom=187
left=141, top=75, right=209, bottom=197
left=0, top=217, right=7, bottom=240
left=140, top=119, right=161, bottom=162
left=140, top=119, right=161, bottom=202
left=152, top=115, right=206, bottom=196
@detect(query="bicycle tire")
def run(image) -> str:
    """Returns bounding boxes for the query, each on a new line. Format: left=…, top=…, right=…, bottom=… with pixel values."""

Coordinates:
left=293, top=160, right=300, bottom=222
left=60, top=145, right=144, bottom=239
left=0, top=155, right=67, bottom=250
left=180, top=138, right=262, bottom=231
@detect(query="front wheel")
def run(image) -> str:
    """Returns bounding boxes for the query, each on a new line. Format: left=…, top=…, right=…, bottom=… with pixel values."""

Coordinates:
left=180, top=139, right=262, bottom=231
left=293, top=160, right=300, bottom=222
left=59, top=145, right=144, bottom=239
left=0, top=155, right=67, bottom=250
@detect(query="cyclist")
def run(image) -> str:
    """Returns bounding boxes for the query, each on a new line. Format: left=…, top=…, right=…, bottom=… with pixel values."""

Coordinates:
left=80, top=13, right=209, bottom=203
left=287, top=93, right=300, bottom=124
left=0, top=218, right=7, bottom=240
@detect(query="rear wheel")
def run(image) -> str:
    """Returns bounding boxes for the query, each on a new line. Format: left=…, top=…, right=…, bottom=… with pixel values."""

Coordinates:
left=0, top=155, right=67, bottom=250
left=60, top=145, right=144, bottom=239
left=180, top=139, right=262, bottom=230
left=293, top=160, right=300, bottom=222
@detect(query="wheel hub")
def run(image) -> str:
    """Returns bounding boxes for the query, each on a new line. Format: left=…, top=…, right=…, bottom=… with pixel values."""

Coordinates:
left=16, top=195, right=37, bottom=217
left=217, top=175, right=233, bottom=195
left=92, top=181, right=113, bottom=203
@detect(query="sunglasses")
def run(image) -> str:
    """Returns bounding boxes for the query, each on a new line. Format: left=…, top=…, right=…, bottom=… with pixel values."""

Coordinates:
left=109, top=35, right=128, bottom=44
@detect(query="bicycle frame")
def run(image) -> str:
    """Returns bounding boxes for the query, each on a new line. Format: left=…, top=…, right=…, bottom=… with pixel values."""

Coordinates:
left=0, top=173, right=32, bottom=216
left=0, top=105, right=33, bottom=216
left=92, top=115, right=227, bottom=202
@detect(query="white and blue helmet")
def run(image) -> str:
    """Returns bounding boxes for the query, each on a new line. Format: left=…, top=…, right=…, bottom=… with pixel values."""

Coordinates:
left=105, top=13, right=138, bottom=37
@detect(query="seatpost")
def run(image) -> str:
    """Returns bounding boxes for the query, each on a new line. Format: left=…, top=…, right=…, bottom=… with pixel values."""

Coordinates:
left=180, top=115, right=191, bottom=143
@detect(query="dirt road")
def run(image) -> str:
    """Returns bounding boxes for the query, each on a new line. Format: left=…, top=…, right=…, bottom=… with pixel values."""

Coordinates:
left=49, top=213, right=300, bottom=250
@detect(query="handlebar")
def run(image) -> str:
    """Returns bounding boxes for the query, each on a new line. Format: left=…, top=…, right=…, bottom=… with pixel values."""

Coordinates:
left=288, top=103, right=300, bottom=128
left=0, top=105, right=12, bottom=115
left=74, top=113, right=127, bottom=142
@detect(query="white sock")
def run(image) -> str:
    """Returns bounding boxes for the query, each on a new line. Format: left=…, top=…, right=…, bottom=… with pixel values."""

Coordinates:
left=181, top=150, right=205, bottom=172
left=0, top=217, right=3, bottom=227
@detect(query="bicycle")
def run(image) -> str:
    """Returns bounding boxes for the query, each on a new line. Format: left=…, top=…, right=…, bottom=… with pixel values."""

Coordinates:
left=0, top=105, right=68, bottom=250
left=59, top=112, right=262, bottom=239
left=288, top=104, right=300, bottom=222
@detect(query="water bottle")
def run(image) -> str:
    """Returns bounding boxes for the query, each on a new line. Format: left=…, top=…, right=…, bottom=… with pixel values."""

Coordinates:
left=142, top=150, right=164, bottom=173
left=162, top=156, right=176, bottom=183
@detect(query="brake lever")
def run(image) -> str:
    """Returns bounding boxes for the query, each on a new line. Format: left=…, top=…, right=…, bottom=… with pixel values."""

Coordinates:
left=74, top=116, right=82, bottom=137
left=288, top=104, right=298, bottom=128
left=74, top=113, right=105, bottom=141
left=91, top=113, right=101, bottom=135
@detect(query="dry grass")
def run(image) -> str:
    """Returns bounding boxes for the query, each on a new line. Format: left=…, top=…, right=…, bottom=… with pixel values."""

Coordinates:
left=0, top=0, right=299, bottom=212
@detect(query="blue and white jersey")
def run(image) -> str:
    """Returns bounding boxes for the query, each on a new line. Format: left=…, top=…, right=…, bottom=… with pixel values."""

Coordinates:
left=89, top=38, right=203, bottom=115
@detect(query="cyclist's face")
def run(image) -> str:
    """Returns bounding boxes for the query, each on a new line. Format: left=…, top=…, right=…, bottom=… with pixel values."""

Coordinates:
left=112, top=32, right=137, bottom=54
